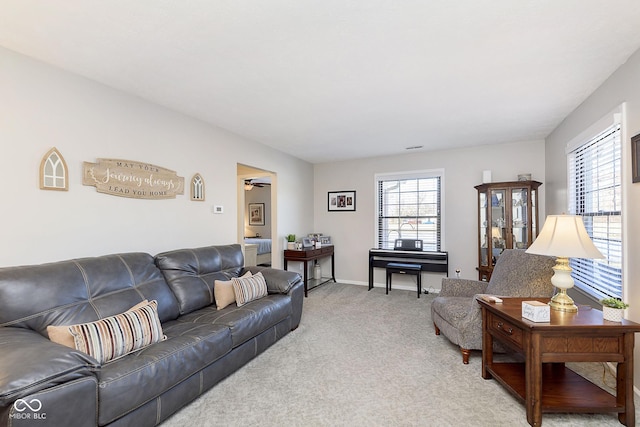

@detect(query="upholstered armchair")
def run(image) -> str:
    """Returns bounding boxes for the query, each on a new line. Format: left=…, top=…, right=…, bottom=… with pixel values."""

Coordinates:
left=431, top=249, right=556, bottom=364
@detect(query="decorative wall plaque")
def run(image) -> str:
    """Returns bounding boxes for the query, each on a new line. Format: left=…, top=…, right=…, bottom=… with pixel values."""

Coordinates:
left=40, top=147, right=69, bottom=191
left=83, top=159, right=184, bottom=199
left=191, top=173, right=205, bottom=201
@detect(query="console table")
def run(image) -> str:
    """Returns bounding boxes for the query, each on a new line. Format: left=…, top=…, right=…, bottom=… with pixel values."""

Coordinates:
left=479, top=297, right=640, bottom=426
left=284, top=245, right=335, bottom=297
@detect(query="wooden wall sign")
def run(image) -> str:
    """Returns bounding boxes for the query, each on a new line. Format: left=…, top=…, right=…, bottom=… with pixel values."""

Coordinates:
left=83, top=159, right=184, bottom=199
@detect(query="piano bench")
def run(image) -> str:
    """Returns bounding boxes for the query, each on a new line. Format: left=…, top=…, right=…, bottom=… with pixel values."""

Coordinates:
left=385, top=263, right=422, bottom=298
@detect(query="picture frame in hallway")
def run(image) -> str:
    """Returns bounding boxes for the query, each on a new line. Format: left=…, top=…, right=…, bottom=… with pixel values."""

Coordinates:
left=328, top=190, right=356, bottom=212
left=633, top=132, right=640, bottom=183
left=248, top=203, right=265, bottom=225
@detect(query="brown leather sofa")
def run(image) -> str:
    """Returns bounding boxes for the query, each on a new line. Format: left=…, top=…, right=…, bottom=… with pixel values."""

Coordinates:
left=0, top=244, right=302, bottom=427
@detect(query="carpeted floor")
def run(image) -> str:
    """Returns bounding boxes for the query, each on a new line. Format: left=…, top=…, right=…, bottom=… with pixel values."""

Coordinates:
left=161, top=283, right=639, bottom=426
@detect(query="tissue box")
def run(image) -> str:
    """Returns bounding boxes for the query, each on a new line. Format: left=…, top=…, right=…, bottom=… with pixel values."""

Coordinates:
left=522, top=301, right=550, bottom=322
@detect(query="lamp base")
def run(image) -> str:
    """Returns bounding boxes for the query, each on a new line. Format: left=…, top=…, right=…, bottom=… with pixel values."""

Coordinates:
left=549, top=289, right=578, bottom=313
left=548, top=257, right=578, bottom=313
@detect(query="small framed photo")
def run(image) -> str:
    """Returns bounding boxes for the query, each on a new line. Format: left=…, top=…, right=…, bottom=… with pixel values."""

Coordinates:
left=319, top=236, right=332, bottom=245
left=633, top=132, right=640, bottom=183
left=248, top=203, right=265, bottom=226
left=328, top=190, right=356, bottom=212
left=302, top=237, right=314, bottom=248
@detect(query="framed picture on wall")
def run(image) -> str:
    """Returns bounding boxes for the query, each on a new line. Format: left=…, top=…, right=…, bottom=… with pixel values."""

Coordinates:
left=248, top=203, right=265, bottom=225
left=328, top=190, right=356, bottom=212
left=633, top=132, right=640, bottom=183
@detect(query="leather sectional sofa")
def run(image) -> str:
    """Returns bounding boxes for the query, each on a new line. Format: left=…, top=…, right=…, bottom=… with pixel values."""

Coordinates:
left=0, top=244, right=303, bottom=426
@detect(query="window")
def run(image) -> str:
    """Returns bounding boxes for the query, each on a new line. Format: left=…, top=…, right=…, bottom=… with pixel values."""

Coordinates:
left=567, top=123, right=622, bottom=299
left=376, top=170, right=443, bottom=251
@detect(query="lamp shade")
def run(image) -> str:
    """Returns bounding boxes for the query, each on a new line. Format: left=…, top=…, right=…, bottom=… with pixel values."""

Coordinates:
left=526, top=215, right=604, bottom=259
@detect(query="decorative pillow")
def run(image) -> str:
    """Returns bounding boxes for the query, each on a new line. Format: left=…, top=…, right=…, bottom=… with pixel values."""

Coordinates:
left=232, top=272, right=268, bottom=307
left=47, top=300, right=150, bottom=349
left=69, top=300, right=165, bottom=364
left=214, top=271, right=252, bottom=310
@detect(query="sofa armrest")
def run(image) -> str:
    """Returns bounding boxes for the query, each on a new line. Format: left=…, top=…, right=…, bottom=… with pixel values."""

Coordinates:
left=243, top=267, right=302, bottom=294
left=0, top=327, right=98, bottom=406
left=439, top=278, right=488, bottom=297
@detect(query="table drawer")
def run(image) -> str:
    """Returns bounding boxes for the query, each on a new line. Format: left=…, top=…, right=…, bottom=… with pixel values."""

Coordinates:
left=319, top=246, right=333, bottom=255
left=285, top=246, right=333, bottom=258
left=488, top=313, right=523, bottom=350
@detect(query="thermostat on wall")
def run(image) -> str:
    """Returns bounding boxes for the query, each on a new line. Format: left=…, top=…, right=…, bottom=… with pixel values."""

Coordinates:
left=213, top=205, right=224, bottom=214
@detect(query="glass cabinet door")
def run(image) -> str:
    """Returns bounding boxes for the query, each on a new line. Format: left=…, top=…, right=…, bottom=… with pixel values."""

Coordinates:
left=531, top=188, right=537, bottom=238
left=511, top=187, right=528, bottom=249
left=479, top=192, right=488, bottom=268
left=490, top=189, right=506, bottom=264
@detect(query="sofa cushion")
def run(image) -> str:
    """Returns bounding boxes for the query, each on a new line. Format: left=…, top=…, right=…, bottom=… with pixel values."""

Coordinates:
left=177, top=293, right=292, bottom=348
left=485, top=250, right=555, bottom=297
left=96, top=321, right=232, bottom=425
left=0, top=253, right=181, bottom=336
left=215, top=272, right=252, bottom=310
left=0, top=327, right=97, bottom=406
left=155, top=244, right=244, bottom=315
left=232, top=272, right=268, bottom=307
left=431, top=296, right=477, bottom=324
left=244, top=266, right=302, bottom=294
left=69, top=300, right=165, bottom=364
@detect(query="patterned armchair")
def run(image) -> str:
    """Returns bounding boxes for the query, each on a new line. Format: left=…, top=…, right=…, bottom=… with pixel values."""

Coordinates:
left=431, top=249, right=555, bottom=364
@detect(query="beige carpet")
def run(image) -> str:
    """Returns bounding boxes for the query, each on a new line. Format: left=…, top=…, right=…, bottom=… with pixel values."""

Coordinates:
left=161, top=283, right=639, bottom=426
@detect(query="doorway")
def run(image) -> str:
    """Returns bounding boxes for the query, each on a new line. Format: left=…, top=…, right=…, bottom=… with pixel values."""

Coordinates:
left=237, top=164, right=277, bottom=267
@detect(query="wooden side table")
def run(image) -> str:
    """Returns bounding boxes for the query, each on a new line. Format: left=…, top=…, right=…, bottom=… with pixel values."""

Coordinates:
left=283, top=245, right=335, bottom=297
left=479, top=297, right=640, bottom=427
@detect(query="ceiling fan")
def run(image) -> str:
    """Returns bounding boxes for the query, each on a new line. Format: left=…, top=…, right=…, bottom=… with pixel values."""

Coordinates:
left=244, top=179, right=271, bottom=191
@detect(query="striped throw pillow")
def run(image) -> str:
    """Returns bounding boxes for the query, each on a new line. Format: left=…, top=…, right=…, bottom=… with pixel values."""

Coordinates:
left=214, top=271, right=252, bottom=310
left=69, top=300, right=165, bottom=364
left=232, top=272, right=268, bottom=307
left=47, top=300, right=151, bottom=349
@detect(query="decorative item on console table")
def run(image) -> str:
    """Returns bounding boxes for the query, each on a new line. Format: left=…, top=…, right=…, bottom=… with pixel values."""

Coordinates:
left=319, top=236, right=332, bottom=245
left=286, top=234, right=296, bottom=250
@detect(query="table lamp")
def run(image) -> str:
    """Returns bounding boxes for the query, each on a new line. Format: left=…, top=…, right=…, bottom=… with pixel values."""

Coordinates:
left=526, top=215, right=604, bottom=312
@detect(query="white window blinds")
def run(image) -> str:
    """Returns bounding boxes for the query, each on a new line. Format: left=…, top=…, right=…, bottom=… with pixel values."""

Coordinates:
left=376, top=171, right=442, bottom=251
left=567, top=123, right=622, bottom=299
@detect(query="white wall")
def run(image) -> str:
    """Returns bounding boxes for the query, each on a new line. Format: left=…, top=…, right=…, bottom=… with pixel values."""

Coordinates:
left=0, top=47, right=313, bottom=267
left=313, top=140, right=546, bottom=291
left=545, top=47, right=640, bottom=386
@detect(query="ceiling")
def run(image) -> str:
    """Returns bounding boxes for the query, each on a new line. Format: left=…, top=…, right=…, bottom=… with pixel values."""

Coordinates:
left=3, top=1, right=640, bottom=164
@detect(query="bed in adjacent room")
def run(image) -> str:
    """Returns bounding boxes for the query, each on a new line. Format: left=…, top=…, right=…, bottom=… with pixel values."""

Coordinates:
left=244, top=238, right=272, bottom=266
